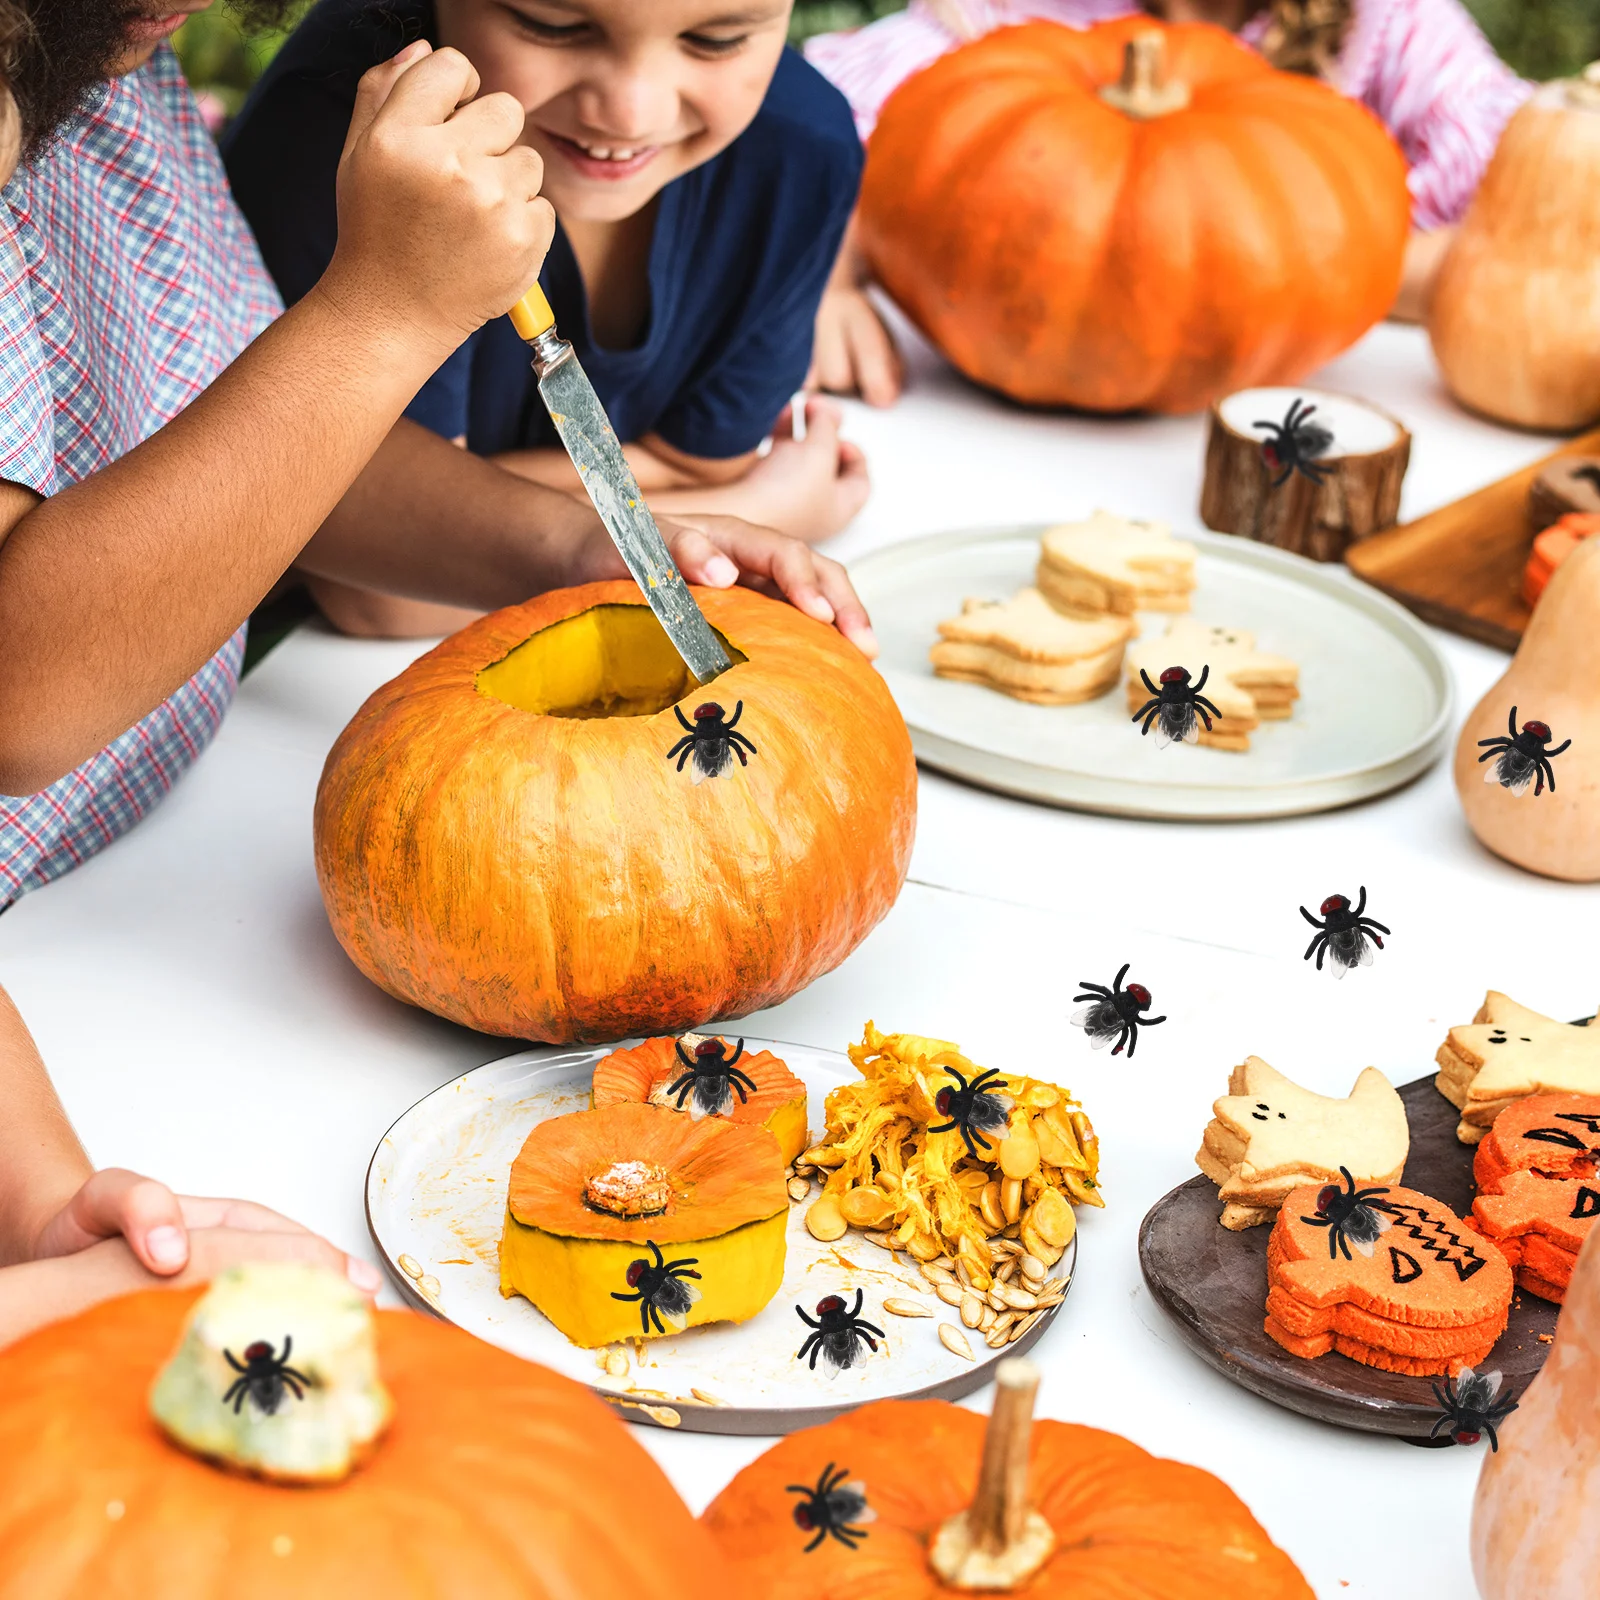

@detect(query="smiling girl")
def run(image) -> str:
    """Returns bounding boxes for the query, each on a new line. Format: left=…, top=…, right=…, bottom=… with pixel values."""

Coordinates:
left=227, top=0, right=872, bottom=635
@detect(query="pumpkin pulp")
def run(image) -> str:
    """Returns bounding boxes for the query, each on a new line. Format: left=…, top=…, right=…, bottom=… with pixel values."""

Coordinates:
left=592, top=1035, right=811, bottom=1166
left=500, top=1103, right=789, bottom=1348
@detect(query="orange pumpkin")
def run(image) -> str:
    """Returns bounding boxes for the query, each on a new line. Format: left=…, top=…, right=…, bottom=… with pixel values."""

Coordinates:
left=0, top=1282, right=730, bottom=1599
left=860, top=19, right=1409, bottom=415
left=703, top=1360, right=1312, bottom=1599
left=313, top=582, right=916, bottom=1042
left=592, top=1033, right=810, bottom=1165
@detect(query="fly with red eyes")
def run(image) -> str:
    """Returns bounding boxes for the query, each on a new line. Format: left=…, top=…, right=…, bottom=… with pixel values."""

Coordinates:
left=928, top=1067, right=1014, bottom=1160
left=1131, top=665, right=1223, bottom=748
left=1300, top=886, right=1389, bottom=978
left=1072, top=963, right=1165, bottom=1058
left=1477, top=706, right=1571, bottom=798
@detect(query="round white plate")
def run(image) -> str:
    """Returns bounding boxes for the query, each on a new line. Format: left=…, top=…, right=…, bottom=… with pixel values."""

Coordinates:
left=366, top=1038, right=1076, bottom=1434
left=849, top=524, right=1453, bottom=820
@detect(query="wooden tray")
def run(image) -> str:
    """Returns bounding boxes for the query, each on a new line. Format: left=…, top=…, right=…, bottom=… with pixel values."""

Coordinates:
left=1138, top=1075, right=1558, bottom=1440
left=1345, top=427, right=1600, bottom=651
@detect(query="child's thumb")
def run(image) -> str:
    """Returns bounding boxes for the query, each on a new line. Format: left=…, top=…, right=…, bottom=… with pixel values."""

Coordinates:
left=343, top=39, right=433, bottom=155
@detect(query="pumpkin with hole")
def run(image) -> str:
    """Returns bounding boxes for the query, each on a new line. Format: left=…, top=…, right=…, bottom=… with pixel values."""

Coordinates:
left=1454, top=535, right=1600, bottom=881
left=1430, top=66, right=1600, bottom=431
left=859, top=18, right=1409, bottom=415
left=701, top=1366, right=1313, bottom=1598
left=0, top=1263, right=731, bottom=1599
left=500, top=1101, right=789, bottom=1347
left=312, top=582, right=916, bottom=1043
left=592, top=1033, right=810, bottom=1165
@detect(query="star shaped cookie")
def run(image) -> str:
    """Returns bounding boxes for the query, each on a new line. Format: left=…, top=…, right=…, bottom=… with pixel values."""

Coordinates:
left=1125, top=620, right=1300, bottom=753
left=1435, top=992, right=1600, bottom=1144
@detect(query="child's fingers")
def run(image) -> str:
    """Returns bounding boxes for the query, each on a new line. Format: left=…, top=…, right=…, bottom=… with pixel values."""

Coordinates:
left=446, top=89, right=530, bottom=159
left=343, top=39, right=433, bottom=155
left=664, top=523, right=739, bottom=588
left=176, top=1195, right=322, bottom=1236
left=811, top=554, right=878, bottom=659
left=846, top=298, right=903, bottom=408
left=39, top=1169, right=190, bottom=1274
left=185, top=1228, right=382, bottom=1295
left=374, top=44, right=483, bottom=127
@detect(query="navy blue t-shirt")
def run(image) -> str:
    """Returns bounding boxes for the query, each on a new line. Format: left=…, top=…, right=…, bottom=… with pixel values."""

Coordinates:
left=224, top=0, right=862, bottom=460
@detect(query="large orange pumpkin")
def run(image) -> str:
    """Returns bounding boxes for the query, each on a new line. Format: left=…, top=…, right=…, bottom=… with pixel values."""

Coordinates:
left=0, top=1281, right=730, bottom=1598
left=860, top=19, right=1410, bottom=415
left=313, top=582, right=916, bottom=1042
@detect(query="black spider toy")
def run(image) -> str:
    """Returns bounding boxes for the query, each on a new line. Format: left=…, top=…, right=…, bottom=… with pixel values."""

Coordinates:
left=1300, top=1166, right=1398, bottom=1260
left=1477, top=706, right=1572, bottom=798
left=1299, top=886, right=1389, bottom=978
left=1430, top=1367, right=1519, bottom=1450
left=1254, top=397, right=1335, bottom=488
left=795, top=1290, right=886, bottom=1374
left=1131, top=665, right=1223, bottom=748
left=788, top=1463, right=878, bottom=1552
left=667, top=700, right=757, bottom=783
left=928, top=1066, right=1013, bottom=1159
left=611, top=1240, right=703, bottom=1335
left=222, top=1336, right=310, bottom=1416
left=667, top=1035, right=757, bottom=1119
left=1072, top=963, right=1166, bottom=1058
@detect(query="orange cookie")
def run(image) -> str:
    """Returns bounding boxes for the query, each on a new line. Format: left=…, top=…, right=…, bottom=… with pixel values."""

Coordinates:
left=1516, top=1268, right=1569, bottom=1305
left=1263, top=1286, right=1506, bottom=1358
left=1269, top=1180, right=1513, bottom=1329
left=1472, top=1170, right=1600, bottom=1257
left=1519, top=1232, right=1579, bottom=1289
left=1263, top=1318, right=1499, bottom=1377
left=1474, top=1094, right=1600, bottom=1194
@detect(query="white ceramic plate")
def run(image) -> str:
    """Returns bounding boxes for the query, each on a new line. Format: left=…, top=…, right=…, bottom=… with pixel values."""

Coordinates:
left=849, top=525, right=1453, bottom=820
left=366, top=1039, right=1076, bottom=1435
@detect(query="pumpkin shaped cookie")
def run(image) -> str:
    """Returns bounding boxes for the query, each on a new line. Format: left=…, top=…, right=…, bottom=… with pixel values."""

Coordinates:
left=500, top=1102, right=788, bottom=1347
left=592, top=1034, right=809, bottom=1166
left=1472, top=1170, right=1600, bottom=1303
left=1474, top=1093, right=1600, bottom=1193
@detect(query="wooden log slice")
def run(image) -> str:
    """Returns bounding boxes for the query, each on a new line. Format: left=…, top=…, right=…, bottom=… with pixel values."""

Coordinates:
left=1201, top=387, right=1412, bottom=563
left=1527, top=455, right=1600, bottom=534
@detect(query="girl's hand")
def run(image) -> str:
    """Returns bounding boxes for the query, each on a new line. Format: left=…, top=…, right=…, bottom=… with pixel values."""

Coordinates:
left=809, top=283, right=904, bottom=408
left=29, top=1170, right=380, bottom=1292
left=737, top=397, right=871, bottom=541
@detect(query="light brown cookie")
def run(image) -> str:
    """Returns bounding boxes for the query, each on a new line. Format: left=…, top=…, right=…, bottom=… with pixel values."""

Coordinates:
left=930, top=588, right=1133, bottom=705
left=1434, top=993, right=1600, bottom=1144
left=1035, top=511, right=1197, bottom=616
left=1126, top=621, right=1299, bottom=754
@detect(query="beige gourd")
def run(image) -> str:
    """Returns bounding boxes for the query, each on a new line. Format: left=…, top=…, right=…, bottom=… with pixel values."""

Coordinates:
left=1429, top=65, right=1600, bottom=430
left=1472, top=1227, right=1600, bottom=1596
left=1454, top=535, right=1600, bottom=880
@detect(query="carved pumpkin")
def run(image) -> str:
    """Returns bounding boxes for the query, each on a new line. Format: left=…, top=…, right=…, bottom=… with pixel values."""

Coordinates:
left=500, top=1102, right=789, bottom=1347
left=1454, top=536, right=1600, bottom=881
left=859, top=19, right=1409, bottom=415
left=1430, top=67, right=1600, bottom=431
left=702, top=1358, right=1312, bottom=1598
left=314, top=582, right=916, bottom=1042
left=0, top=1264, right=730, bottom=1598
left=592, top=1033, right=811, bottom=1166
left=1472, top=1227, right=1600, bottom=1598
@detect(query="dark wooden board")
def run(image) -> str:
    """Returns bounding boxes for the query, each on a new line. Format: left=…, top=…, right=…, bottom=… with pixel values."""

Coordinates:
left=1345, top=426, right=1600, bottom=651
left=1138, top=1075, right=1558, bottom=1439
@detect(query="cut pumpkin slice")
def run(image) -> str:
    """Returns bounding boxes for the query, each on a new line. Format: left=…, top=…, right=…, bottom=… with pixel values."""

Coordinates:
left=500, top=1102, right=788, bottom=1348
left=592, top=1034, right=810, bottom=1167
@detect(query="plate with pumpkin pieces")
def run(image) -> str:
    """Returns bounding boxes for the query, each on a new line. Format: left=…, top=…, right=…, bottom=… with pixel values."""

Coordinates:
left=365, top=1034, right=1081, bottom=1435
left=851, top=522, right=1452, bottom=821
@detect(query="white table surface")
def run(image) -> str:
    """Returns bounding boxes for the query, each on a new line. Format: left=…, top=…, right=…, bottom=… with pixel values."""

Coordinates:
left=5, top=319, right=1598, bottom=1599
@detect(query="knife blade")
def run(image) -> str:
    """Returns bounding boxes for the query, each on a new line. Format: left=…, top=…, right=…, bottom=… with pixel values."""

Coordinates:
left=509, top=286, right=731, bottom=686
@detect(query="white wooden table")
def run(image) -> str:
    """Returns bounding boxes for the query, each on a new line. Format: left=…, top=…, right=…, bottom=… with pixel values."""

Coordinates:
left=5, top=320, right=1596, bottom=1599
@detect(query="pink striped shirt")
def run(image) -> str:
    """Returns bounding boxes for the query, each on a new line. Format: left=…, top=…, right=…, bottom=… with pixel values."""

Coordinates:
left=805, top=0, right=1530, bottom=229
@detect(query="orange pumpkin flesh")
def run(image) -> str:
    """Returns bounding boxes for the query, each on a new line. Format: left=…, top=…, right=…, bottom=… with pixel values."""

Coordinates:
left=501, top=1102, right=789, bottom=1346
left=313, top=583, right=916, bottom=1043
left=592, top=1035, right=810, bottom=1166
left=860, top=19, right=1409, bottom=415
left=0, top=1288, right=730, bottom=1600
left=701, top=1397, right=1312, bottom=1599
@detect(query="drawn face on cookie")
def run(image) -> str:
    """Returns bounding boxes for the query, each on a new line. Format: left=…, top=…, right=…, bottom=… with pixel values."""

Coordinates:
left=1446, top=996, right=1600, bottom=1104
left=1214, top=1059, right=1409, bottom=1184
left=1474, top=1170, right=1600, bottom=1257
left=1480, top=1094, right=1600, bottom=1186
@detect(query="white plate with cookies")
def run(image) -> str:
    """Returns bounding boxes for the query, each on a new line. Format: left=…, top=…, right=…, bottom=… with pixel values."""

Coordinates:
left=851, top=520, right=1452, bottom=820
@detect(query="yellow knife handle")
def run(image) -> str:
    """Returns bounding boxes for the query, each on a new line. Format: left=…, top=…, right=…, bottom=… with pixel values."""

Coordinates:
left=509, top=284, right=557, bottom=343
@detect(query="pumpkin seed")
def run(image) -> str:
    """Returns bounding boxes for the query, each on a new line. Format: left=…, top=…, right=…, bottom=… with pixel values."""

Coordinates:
left=935, top=1281, right=966, bottom=1308
left=690, top=1388, right=728, bottom=1407
left=883, top=1297, right=935, bottom=1318
left=938, top=1324, right=975, bottom=1361
left=996, top=1283, right=1037, bottom=1312
left=604, top=1350, right=629, bottom=1378
left=1029, top=1188, right=1076, bottom=1249
left=1020, top=1253, right=1047, bottom=1281
left=787, top=1177, right=811, bottom=1202
left=803, top=1145, right=844, bottom=1169
left=805, top=1193, right=847, bottom=1242
left=637, top=1403, right=682, bottom=1428
left=863, top=1230, right=896, bottom=1249
left=978, top=1180, right=1006, bottom=1232
left=919, top=1261, right=956, bottom=1286
left=1001, top=1177, right=1024, bottom=1224
left=954, top=1258, right=973, bottom=1289
left=906, top=1233, right=945, bottom=1262
left=979, top=1304, right=997, bottom=1331
left=960, top=1293, right=983, bottom=1329
left=416, top=1274, right=441, bottom=1300
left=986, top=1289, right=1008, bottom=1313
left=1009, top=1310, right=1044, bottom=1344
left=397, top=1254, right=424, bottom=1281
left=995, top=1259, right=1018, bottom=1285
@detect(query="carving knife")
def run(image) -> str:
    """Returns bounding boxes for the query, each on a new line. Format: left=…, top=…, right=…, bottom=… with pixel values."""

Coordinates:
left=510, top=285, right=731, bottom=686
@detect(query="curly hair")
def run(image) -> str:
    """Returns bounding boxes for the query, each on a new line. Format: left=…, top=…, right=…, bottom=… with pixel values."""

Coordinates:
left=1254, top=0, right=1355, bottom=76
left=6, top=0, right=304, bottom=153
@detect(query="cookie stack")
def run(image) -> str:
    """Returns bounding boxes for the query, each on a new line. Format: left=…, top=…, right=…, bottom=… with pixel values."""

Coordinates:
left=930, top=589, right=1134, bottom=705
left=1035, top=510, right=1197, bottom=616
left=1266, top=1181, right=1514, bottom=1377
left=1196, top=1057, right=1408, bottom=1231
left=1469, top=1092, right=1600, bottom=1303
left=1125, top=621, right=1300, bottom=753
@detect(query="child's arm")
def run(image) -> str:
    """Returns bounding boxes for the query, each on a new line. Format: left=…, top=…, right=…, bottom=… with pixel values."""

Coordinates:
left=0, top=43, right=558, bottom=797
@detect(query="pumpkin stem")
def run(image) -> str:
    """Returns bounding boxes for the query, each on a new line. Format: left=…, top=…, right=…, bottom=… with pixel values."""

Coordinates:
left=928, top=1359, right=1057, bottom=1590
left=1098, top=32, right=1191, bottom=120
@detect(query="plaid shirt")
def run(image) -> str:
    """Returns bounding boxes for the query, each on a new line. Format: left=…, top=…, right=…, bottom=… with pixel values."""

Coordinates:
left=0, top=46, right=281, bottom=911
